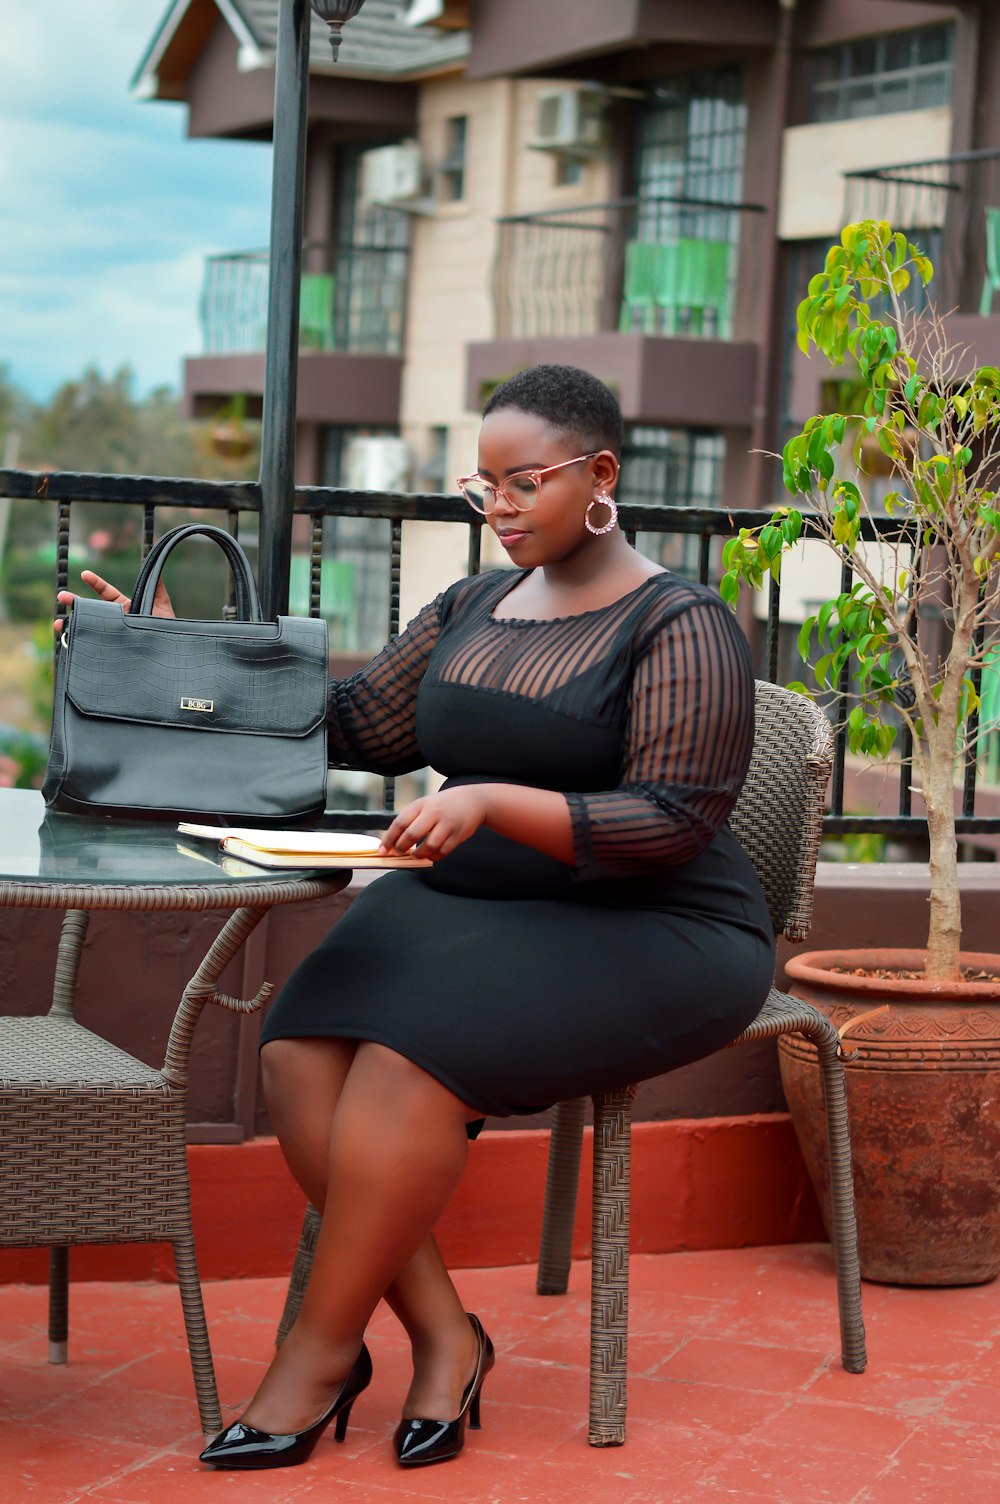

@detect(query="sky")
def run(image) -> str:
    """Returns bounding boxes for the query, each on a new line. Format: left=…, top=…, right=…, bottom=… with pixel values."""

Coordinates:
left=0, top=1, right=274, bottom=403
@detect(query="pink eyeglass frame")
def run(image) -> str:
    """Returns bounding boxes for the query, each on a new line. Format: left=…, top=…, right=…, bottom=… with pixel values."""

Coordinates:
left=456, top=452, right=599, bottom=513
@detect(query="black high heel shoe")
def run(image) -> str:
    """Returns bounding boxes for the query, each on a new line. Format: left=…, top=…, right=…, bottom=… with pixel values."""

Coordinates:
left=393, top=1313, right=495, bottom=1467
left=199, top=1342, right=372, bottom=1470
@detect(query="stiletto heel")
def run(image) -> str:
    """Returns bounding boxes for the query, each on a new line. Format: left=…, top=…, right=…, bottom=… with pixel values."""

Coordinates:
left=199, top=1342, right=372, bottom=1470
left=393, top=1313, right=494, bottom=1467
left=333, top=1399, right=356, bottom=1442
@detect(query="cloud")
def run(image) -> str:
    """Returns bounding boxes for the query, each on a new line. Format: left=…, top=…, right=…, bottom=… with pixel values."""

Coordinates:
left=1, top=248, right=215, bottom=397
left=0, top=2, right=273, bottom=401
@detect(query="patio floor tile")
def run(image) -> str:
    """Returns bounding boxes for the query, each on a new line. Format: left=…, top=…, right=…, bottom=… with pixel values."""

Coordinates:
left=1, top=1245, right=998, bottom=1504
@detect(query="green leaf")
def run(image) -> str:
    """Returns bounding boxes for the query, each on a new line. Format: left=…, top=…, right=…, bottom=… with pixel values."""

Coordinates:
left=817, top=600, right=836, bottom=645
left=797, top=619, right=815, bottom=661
left=876, top=427, right=901, bottom=463
left=782, top=510, right=804, bottom=546
left=832, top=509, right=859, bottom=551
left=876, top=725, right=897, bottom=756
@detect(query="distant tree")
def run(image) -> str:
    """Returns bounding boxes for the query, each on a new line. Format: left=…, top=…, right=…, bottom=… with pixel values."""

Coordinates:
left=0, top=365, right=31, bottom=463
left=17, top=364, right=259, bottom=482
left=2, top=366, right=260, bottom=629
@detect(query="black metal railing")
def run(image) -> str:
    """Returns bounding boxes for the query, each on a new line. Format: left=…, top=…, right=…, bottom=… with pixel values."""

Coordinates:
left=200, top=239, right=410, bottom=356
left=1, top=466, right=998, bottom=843
left=492, top=194, right=766, bottom=341
left=842, top=148, right=1000, bottom=315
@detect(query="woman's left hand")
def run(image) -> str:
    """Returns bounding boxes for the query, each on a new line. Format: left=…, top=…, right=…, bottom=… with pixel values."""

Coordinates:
left=379, top=787, right=490, bottom=860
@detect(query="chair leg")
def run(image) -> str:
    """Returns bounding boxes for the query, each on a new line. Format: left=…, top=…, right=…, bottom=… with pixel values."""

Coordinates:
left=536, top=1098, right=587, bottom=1295
left=815, top=1036, right=868, bottom=1374
left=48, top=1246, right=69, bottom=1364
left=276, top=1204, right=321, bottom=1347
left=588, top=1085, right=635, bottom=1447
left=171, top=1235, right=222, bottom=1438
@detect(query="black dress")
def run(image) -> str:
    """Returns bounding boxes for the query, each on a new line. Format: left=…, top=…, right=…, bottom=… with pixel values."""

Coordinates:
left=260, top=569, right=775, bottom=1117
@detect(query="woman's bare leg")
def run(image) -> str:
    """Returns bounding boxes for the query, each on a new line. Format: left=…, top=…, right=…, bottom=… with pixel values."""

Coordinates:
left=247, top=1039, right=479, bottom=1433
left=263, top=1040, right=479, bottom=1418
left=385, top=1236, right=480, bottom=1422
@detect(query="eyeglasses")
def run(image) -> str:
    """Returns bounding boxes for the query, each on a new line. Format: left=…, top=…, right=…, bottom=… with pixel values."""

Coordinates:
left=456, top=453, right=598, bottom=515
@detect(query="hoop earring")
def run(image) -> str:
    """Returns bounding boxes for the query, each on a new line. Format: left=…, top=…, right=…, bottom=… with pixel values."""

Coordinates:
left=585, top=495, right=618, bottom=536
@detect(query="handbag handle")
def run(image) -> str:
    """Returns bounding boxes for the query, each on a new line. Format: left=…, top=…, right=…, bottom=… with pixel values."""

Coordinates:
left=130, top=524, right=264, bottom=622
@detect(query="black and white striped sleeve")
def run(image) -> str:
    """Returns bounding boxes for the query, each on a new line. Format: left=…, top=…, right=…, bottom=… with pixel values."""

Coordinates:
left=565, top=599, right=755, bottom=879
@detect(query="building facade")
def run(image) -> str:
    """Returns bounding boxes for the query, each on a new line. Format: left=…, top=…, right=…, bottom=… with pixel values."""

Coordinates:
left=134, top=0, right=1000, bottom=639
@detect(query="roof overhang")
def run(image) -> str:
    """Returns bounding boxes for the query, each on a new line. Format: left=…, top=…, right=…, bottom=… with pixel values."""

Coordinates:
left=132, top=0, right=267, bottom=102
left=133, top=0, right=469, bottom=103
left=464, top=0, right=784, bottom=81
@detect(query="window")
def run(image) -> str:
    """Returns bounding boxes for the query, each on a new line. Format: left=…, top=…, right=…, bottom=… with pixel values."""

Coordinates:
left=335, top=143, right=410, bottom=354
left=319, top=425, right=396, bottom=656
left=554, top=155, right=583, bottom=188
left=415, top=426, right=449, bottom=492
left=439, top=115, right=467, bottom=202
left=619, top=427, right=725, bottom=581
left=808, top=25, right=954, bottom=123
left=630, top=68, right=747, bottom=335
left=634, top=68, right=747, bottom=223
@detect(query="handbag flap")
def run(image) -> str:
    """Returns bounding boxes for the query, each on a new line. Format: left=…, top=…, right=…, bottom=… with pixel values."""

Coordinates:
left=63, top=599, right=328, bottom=736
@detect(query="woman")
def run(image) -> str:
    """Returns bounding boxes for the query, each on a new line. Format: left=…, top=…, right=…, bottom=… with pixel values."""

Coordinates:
left=59, top=364, right=774, bottom=1472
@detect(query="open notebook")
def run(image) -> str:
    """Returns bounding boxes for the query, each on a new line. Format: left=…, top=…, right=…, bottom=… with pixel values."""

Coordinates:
left=177, top=823, right=433, bottom=870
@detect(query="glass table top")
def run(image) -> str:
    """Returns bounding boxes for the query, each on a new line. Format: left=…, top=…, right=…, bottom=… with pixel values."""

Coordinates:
left=0, top=789, right=336, bottom=890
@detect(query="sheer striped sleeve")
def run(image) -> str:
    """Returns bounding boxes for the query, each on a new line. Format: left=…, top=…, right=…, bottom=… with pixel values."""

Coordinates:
left=565, top=599, right=755, bottom=880
left=326, top=595, right=443, bottom=775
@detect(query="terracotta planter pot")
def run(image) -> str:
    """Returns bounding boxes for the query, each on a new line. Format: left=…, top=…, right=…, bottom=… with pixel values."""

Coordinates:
left=210, top=423, right=253, bottom=460
left=780, top=948, right=1000, bottom=1286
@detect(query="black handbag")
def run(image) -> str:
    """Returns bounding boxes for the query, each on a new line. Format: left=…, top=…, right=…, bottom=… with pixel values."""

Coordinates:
left=43, top=523, right=329, bottom=825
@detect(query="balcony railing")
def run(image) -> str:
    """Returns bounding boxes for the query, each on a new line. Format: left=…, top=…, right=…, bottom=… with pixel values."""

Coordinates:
left=199, top=240, right=410, bottom=356
left=492, top=195, right=766, bottom=341
left=2, top=466, right=998, bottom=846
left=842, top=148, right=1000, bottom=315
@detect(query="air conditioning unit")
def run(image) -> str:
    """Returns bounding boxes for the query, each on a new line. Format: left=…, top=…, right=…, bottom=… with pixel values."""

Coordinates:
left=529, top=88, right=607, bottom=159
left=360, top=141, right=431, bottom=211
left=344, top=435, right=411, bottom=494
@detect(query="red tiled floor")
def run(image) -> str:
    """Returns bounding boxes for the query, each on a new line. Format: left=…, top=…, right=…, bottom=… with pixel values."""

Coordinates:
left=2, top=1245, right=999, bottom=1504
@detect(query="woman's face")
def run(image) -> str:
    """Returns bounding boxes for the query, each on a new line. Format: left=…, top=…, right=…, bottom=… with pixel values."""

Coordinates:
left=474, top=408, right=619, bottom=568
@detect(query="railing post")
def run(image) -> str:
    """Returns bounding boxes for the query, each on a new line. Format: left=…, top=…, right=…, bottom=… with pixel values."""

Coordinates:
left=258, top=0, right=312, bottom=620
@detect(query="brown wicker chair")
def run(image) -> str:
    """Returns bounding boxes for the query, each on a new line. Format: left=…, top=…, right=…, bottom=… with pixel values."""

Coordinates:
left=276, top=681, right=867, bottom=1441
left=0, top=903, right=275, bottom=1438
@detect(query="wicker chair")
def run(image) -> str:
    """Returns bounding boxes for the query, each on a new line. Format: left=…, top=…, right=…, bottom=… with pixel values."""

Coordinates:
left=276, top=681, right=867, bottom=1440
left=0, top=903, right=274, bottom=1438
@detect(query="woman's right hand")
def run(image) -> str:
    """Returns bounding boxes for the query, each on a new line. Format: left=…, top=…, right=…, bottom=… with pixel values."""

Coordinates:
left=54, top=570, right=174, bottom=634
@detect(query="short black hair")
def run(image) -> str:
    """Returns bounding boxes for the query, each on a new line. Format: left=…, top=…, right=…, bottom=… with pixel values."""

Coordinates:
left=482, top=364, right=624, bottom=458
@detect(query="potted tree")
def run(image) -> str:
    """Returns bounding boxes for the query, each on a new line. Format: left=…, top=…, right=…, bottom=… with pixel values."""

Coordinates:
left=722, top=221, right=1000, bottom=1285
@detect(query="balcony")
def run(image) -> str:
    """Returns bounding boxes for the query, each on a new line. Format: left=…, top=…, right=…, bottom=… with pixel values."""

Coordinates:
left=842, top=147, right=1000, bottom=362
left=184, top=240, right=410, bottom=428
left=4, top=1244, right=999, bottom=1497
left=469, top=195, right=765, bottom=427
left=199, top=241, right=409, bottom=356
left=1, top=472, right=998, bottom=1136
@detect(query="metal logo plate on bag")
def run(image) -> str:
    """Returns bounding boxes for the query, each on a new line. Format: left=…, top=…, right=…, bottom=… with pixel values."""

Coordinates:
left=180, top=697, right=215, bottom=713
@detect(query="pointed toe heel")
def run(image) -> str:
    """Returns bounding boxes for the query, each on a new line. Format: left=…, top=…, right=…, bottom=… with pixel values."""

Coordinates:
left=394, top=1314, right=495, bottom=1467
left=199, top=1342, right=372, bottom=1470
